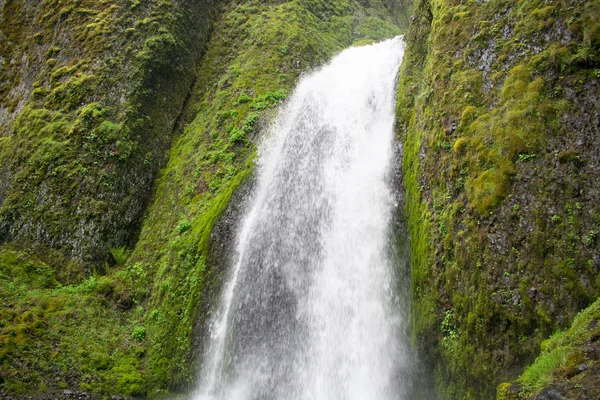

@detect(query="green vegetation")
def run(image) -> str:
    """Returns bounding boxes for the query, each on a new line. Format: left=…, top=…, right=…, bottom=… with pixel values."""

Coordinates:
left=131, top=1, right=406, bottom=394
left=498, top=297, right=600, bottom=399
left=0, top=0, right=408, bottom=396
left=0, top=246, right=146, bottom=396
left=397, top=0, right=600, bottom=397
left=110, top=246, right=128, bottom=266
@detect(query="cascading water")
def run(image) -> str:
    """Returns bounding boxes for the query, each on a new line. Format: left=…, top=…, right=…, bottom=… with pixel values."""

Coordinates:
left=196, top=36, right=410, bottom=400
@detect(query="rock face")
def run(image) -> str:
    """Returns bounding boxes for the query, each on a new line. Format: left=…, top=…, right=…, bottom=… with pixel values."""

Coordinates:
left=0, top=0, right=217, bottom=265
left=396, top=0, right=600, bottom=398
left=0, top=0, right=411, bottom=397
left=2, top=0, right=599, bottom=398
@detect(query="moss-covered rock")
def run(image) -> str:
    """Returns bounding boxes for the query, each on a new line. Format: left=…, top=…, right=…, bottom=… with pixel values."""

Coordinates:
left=498, top=297, right=600, bottom=400
left=0, top=0, right=218, bottom=265
left=397, top=0, right=600, bottom=398
left=0, top=0, right=410, bottom=397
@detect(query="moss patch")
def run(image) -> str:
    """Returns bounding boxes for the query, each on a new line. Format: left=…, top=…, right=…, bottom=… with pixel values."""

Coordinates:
left=0, top=245, right=147, bottom=396
left=498, top=297, right=600, bottom=399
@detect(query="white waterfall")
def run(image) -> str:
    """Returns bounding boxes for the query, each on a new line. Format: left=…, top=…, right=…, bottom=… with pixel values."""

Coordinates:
left=195, top=36, right=409, bottom=400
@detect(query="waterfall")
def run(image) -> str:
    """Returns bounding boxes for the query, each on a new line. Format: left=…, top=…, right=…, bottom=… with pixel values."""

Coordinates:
left=195, top=36, right=409, bottom=400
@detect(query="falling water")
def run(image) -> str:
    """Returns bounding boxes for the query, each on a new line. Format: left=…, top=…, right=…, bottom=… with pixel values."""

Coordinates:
left=196, top=36, right=409, bottom=400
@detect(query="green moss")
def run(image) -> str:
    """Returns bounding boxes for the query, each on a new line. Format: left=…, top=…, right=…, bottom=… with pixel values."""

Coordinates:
left=397, top=0, right=600, bottom=397
left=0, top=245, right=148, bottom=396
left=499, top=297, right=600, bottom=399
left=468, top=168, right=510, bottom=215
left=109, top=246, right=128, bottom=266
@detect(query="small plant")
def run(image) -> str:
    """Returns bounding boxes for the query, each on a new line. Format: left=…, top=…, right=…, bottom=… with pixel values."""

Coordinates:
left=110, top=246, right=127, bottom=266
left=513, top=204, right=520, bottom=212
left=81, top=275, right=98, bottom=292
left=234, top=93, right=252, bottom=105
left=230, top=127, right=246, bottom=143
left=132, top=326, right=145, bottom=341
left=184, top=184, right=195, bottom=196
left=241, top=112, right=260, bottom=134
left=586, top=230, right=597, bottom=247
left=177, top=220, right=191, bottom=233
left=439, top=221, right=447, bottom=235
left=441, top=310, right=455, bottom=333
left=518, top=153, right=536, bottom=162
left=250, top=101, right=267, bottom=110
left=551, top=215, right=561, bottom=223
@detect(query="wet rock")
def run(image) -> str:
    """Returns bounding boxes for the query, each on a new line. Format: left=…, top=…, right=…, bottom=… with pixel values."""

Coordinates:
left=535, top=388, right=565, bottom=400
left=529, top=286, right=538, bottom=299
left=583, top=343, right=600, bottom=360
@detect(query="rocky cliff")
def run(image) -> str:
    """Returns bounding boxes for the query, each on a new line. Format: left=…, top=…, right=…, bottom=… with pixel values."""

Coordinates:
left=0, top=0, right=218, bottom=267
left=2, top=0, right=599, bottom=398
left=0, top=0, right=409, bottom=397
left=396, top=0, right=600, bottom=398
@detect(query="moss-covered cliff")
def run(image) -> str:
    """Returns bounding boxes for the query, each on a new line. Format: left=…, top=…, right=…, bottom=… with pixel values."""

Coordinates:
left=4, top=0, right=599, bottom=397
left=0, top=0, right=409, bottom=397
left=396, top=0, right=600, bottom=398
left=0, top=0, right=218, bottom=266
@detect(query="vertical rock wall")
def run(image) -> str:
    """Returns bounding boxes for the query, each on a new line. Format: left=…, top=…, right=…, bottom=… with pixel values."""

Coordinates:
left=397, top=0, right=600, bottom=397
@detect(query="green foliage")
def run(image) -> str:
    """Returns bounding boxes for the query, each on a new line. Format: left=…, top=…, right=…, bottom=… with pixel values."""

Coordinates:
left=110, top=246, right=128, bottom=266
left=132, top=325, right=146, bottom=341
left=586, top=230, right=597, bottom=247
left=176, top=220, right=192, bottom=234
left=518, top=154, right=536, bottom=162
left=396, top=0, right=600, bottom=398
left=499, top=297, right=600, bottom=398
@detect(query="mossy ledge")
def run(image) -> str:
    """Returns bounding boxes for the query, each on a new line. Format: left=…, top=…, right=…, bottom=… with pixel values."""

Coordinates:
left=397, top=0, right=600, bottom=398
left=498, top=297, right=600, bottom=399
